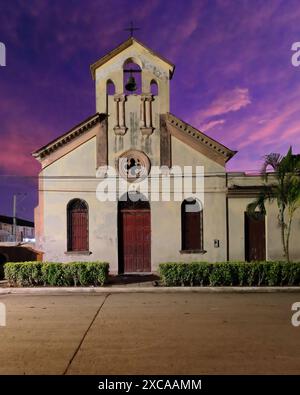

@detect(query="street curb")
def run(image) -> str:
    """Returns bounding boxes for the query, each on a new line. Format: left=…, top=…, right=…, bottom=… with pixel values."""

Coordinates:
left=1, top=286, right=300, bottom=295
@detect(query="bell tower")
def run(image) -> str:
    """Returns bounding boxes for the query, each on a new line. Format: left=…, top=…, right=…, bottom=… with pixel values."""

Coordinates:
left=90, top=37, right=174, bottom=168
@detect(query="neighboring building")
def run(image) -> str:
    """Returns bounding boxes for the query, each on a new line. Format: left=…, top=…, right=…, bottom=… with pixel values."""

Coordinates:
left=0, top=216, right=37, bottom=278
left=32, top=37, right=300, bottom=273
left=0, top=215, right=35, bottom=243
left=0, top=245, right=42, bottom=280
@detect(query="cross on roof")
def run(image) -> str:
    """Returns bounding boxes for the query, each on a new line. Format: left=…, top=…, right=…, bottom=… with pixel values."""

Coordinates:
left=124, top=21, right=140, bottom=37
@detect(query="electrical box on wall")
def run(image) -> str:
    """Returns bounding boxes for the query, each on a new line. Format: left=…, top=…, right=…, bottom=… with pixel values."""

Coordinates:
left=214, top=239, right=220, bottom=248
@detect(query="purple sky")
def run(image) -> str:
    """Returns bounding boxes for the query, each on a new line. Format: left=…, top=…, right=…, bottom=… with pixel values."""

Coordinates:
left=1, top=0, right=300, bottom=221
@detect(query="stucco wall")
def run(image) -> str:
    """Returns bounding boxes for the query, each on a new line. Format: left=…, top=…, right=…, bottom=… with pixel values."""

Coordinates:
left=37, top=136, right=300, bottom=269
left=228, top=196, right=300, bottom=262
left=37, top=124, right=228, bottom=271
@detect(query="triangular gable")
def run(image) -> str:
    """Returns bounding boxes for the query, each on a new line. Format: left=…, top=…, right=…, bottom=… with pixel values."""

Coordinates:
left=166, top=113, right=236, bottom=166
left=32, top=113, right=106, bottom=168
left=90, top=37, right=175, bottom=80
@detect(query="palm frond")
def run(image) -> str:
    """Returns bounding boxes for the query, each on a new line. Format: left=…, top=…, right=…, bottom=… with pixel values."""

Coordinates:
left=261, top=152, right=281, bottom=181
left=246, top=191, right=267, bottom=216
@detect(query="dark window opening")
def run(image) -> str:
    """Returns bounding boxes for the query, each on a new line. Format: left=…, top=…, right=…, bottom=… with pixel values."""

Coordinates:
left=150, top=80, right=158, bottom=96
left=181, top=199, right=203, bottom=251
left=67, top=199, right=89, bottom=252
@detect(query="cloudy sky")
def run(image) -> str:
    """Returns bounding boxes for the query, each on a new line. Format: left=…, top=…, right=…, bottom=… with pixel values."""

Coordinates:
left=0, top=0, right=300, bottom=220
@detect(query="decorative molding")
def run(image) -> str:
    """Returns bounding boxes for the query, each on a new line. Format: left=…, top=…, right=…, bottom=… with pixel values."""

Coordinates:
left=118, top=149, right=151, bottom=183
left=64, top=251, right=92, bottom=255
left=227, top=185, right=272, bottom=198
left=140, top=57, right=169, bottom=80
left=179, top=249, right=207, bottom=254
left=140, top=127, right=154, bottom=136
left=113, top=126, right=127, bottom=136
left=32, top=113, right=105, bottom=160
left=140, top=94, right=154, bottom=135
left=166, top=113, right=236, bottom=166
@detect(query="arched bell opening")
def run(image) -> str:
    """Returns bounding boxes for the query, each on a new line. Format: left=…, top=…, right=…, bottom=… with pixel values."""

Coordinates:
left=123, top=58, right=142, bottom=95
left=106, top=79, right=116, bottom=95
left=150, top=79, right=158, bottom=96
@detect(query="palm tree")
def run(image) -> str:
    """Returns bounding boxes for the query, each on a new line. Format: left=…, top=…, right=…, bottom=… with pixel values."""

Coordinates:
left=247, top=147, right=300, bottom=262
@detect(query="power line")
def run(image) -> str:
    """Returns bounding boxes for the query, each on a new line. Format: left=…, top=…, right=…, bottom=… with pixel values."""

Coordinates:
left=0, top=171, right=272, bottom=179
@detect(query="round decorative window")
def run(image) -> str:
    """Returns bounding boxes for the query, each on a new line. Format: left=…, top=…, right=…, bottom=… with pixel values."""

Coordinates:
left=118, top=150, right=150, bottom=182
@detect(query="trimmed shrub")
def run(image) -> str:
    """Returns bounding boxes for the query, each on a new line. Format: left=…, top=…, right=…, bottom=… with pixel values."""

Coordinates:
left=63, top=262, right=109, bottom=286
left=159, top=261, right=300, bottom=287
left=4, top=262, right=43, bottom=286
left=4, top=261, right=109, bottom=287
left=41, top=263, right=70, bottom=286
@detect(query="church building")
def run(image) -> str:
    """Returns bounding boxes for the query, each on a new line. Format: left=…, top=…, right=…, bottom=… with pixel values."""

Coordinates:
left=32, top=37, right=300, bottom=273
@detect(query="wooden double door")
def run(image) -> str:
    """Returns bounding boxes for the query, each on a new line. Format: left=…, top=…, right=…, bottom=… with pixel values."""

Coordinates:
left=245, top=212, right=266, bottom=261
left=119, top=208, right=151, bottom=273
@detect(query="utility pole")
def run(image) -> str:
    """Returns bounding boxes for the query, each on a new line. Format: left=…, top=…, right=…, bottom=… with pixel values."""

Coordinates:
left=13, top=194, right=17, bottom=242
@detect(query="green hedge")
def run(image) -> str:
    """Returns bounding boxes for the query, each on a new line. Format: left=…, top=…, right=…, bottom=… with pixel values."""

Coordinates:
left=159, top=262, right=300, bottom=287
left=4, top=261, right=109, bottom=287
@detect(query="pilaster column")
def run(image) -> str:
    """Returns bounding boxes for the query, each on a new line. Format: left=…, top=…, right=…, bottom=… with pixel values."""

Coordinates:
left=113, top=94, right=127, bottom=136
left=140, top=97, right=147, bottom=128
left=115, top=99, right=119, bottom=128
left=145, top=98, right=152, bottom=128
left=119, top=95, right=126, bottom=128
left=140, top=93, right=154, bottom=136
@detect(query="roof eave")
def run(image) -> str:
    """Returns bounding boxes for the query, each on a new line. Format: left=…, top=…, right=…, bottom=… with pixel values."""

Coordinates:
left=166, top=113, right=237, bottom=165
left=32, top=113, right=106, bottom=160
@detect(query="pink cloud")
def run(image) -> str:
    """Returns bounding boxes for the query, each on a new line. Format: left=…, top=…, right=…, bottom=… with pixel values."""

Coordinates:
left=237, top=99, right=300, bottom=149
left=200, top=119, right=225, bottom=131
left=198, top=88, right=251, bottom=119
left=0, top=124, right=42, bottom=176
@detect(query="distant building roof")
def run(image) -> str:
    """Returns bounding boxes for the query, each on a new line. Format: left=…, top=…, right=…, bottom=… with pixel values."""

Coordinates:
left=0, top=215, right=34, bottom=228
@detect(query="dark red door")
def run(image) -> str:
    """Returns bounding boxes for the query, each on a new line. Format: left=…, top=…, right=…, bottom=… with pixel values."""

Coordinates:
left=71, top=210, right=88, bottom=251
left=120, top=209, right=151, bottom=273
left=245, top=212, right=266, bottom=261
left=182, top=211, right=202, bottom=250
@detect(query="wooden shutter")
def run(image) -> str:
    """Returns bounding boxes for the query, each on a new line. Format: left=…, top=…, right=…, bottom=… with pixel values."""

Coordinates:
left=67, top=200, right=88, bottom=251
left=182, top=200, right=203, bottom=251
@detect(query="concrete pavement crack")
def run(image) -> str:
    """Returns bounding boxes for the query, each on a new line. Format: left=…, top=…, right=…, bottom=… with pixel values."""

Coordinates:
left=62, top=293, right=111, bottom=375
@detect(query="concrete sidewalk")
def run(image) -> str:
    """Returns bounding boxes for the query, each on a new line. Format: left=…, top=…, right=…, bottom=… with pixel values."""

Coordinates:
left=1, top=286, right=300, bottom=295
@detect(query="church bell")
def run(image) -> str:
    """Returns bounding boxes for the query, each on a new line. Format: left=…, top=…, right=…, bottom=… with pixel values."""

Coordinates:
left=125, top=75, right=137, bottom=92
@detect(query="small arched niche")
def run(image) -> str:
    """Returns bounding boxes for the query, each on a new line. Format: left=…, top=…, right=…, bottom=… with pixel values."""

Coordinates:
left=106, top=79, right=116, bottom=95
left=123, top=58, right=142, bottom=95
left=150, top=79, right=158, bottom=96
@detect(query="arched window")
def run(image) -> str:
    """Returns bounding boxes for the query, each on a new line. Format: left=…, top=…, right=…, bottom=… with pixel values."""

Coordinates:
left=106, top=79, right=115, bottom=95
left=67, top=199, right=89, bottom=252
left=123, top=59, right=142, bottom=94
left=181, top=198, right=203, bottom=251
left=150, top=79, right=158, bottom=96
